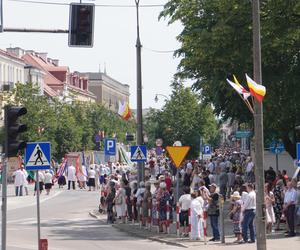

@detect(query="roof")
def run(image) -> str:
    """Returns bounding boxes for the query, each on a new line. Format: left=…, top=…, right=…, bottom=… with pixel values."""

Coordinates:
left=43, top=83, right=59, bottom=97
left=0, top=49, right=25, bottom=64
left=22, top=54, right=64, bottom=87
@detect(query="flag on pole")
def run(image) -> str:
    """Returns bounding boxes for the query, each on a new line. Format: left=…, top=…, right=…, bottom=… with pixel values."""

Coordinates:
left=118, top=100, right=132, bottom=120
left=226, top=78, right=251, bottom=99
left=245, top=74, right=266, bottom=102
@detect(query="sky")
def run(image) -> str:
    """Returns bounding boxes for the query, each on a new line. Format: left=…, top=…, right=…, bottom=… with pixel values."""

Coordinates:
left=0, top=0, right=184, bottom=109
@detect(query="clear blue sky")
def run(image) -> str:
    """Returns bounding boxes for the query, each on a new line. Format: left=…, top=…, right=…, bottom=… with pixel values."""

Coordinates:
left=0, top=0, right=184, bottom=109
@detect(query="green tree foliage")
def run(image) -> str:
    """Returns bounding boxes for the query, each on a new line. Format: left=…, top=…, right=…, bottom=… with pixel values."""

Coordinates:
left=160, top=0, right=300, bottom=158
left=144, top=83, right=220, bottom=157
left=8, top=83, right=136, bottom=160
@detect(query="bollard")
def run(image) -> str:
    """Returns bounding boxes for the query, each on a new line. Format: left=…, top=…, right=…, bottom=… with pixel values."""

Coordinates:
left=139, top=205, right=143, bottom=228
left=148, top=202, right=152, bottom=230
left=39, top=239, right=48, bottom=250
left=156, top=203, right=160, bottom=233
left=188, top=208, right=191, bottom=239
left=203, top=211, right=207, bottom=244
left=166, top=200, right=170, bottom=234
left=176, top=202, right=180, bottom=237
left=220, top=196, right=225, bottom=243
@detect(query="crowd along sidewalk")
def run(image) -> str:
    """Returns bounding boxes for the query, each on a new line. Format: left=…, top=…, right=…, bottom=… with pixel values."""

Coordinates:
left=89, top=209, right=300, bottom=249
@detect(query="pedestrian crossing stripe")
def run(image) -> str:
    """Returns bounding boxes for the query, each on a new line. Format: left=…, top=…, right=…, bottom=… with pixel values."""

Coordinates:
left=26, top=143, right=50, bottom=167
left=131, top=146, right=146, bottom=160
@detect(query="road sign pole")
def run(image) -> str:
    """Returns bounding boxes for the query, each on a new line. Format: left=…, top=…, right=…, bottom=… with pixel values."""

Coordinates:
left=1, top=155, right=7, bottom=250
left=36, top=170, right=41, bottom=250
left=176, top=170, right=179, bottom=203
left=252, top=1, right=267, bottom=250
left=275, top=152, right=279, bottom=172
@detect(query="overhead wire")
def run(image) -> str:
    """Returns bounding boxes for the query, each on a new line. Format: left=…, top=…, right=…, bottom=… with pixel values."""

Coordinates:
left=8, top=0, right=165, bottom=7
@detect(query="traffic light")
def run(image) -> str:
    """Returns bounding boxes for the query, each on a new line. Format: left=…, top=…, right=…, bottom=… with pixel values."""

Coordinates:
left=68, top=3, right=95, bottom=47
left=126, top=133, right=135, bottom=141
left=5, top=106, right=27, bottom=157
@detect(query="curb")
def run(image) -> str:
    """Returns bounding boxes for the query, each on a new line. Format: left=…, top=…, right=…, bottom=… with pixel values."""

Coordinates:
left=112, top=224, right=188, bottom=248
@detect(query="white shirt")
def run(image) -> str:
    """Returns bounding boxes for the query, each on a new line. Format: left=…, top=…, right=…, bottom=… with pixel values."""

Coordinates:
left=13, top=169, right=26, bottom=186
left=44, top=172, right=53, bottom=184
left=284, top=188, right=297, bottom=204
left=243, top=190, right=256, bottom=210
left=88, top=169, right=96, bottom=178
left=246, top=162, right=254, bottom=173
left=208, top=162, right=215, bottom=173
left=67, top=165, right=76, bottom=181
left=179, top=194, right=192, bottom=211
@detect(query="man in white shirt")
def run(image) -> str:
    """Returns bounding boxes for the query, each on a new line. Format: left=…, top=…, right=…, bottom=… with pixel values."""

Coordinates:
left=67, top=165, right=76, bottom=190
left=207, top=159, right=215, bottom=174
left=283, top=181, right=297, bottom=237
left=13, top=167, right=26, bottom=196
left=178, top=187, right=192, bottom=236
left=241, top=183, right=256, bottom=243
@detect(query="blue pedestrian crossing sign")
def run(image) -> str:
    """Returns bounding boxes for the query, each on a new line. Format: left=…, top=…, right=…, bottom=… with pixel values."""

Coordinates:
left=131, top=145, right=147, bottom=162
left=25, top=142, right=51, bottom=171
left=297, top=143, right=300, bottom=168
left=104, top=139, right=117, bottom=156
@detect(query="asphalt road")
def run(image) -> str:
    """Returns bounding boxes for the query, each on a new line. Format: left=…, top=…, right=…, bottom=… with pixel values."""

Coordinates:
left=1, top=186, right=181, bottom=250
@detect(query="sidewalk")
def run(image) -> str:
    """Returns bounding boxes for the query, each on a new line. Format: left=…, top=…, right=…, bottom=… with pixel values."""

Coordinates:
left=90, top=210, right=300, bottom=249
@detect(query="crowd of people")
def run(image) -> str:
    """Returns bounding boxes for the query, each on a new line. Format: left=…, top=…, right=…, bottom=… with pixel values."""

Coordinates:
left=9, top=148, right=300, bottom=242
left=98, top=148, right=300, bottom=242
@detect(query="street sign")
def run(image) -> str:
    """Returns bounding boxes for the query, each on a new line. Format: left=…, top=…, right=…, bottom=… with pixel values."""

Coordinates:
left=270, top=141, right=285, bottom=155
left=203, top=144, right=211, bottom=154
left=166, top=146, right=190, bottom=168
left=25, top=142, right=51, bottom=171
left=297, top=143, right=300, bottom=167
left=104, top=139, right=116, bottom=156
left=131, top=145, right=147, bottom=162
left=235, top=131, right=252, bottom=138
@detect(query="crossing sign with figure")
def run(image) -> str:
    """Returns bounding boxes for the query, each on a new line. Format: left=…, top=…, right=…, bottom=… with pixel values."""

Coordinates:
left=25, top=142, right=51, bottom=171
left=131, top=145, right=147, bottom=162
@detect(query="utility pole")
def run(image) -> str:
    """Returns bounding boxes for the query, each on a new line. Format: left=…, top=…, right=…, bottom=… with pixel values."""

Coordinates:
left=252, top=1, right=267, bottom=250
left=135, top=0, right=144, bottom=183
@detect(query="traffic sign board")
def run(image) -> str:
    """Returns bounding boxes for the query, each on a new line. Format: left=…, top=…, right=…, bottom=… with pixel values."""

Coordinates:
left=270, top=141, right=285, bottom=155
left=166, top=146, right=190, bottom=168
left=104, top=139, right=116, bottom=156
left=297, top=143, right=300, bottom=168
left=131, top=145, right=147, bottom=162
left=236, top=131, right=252, bottom=138
left=203, top=145, right=211, bottom=154
left=25, top=142, right=51, bottom=171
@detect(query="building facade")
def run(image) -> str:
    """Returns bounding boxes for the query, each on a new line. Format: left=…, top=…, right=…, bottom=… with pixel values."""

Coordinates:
left=81, top=72, right=130, bottom=112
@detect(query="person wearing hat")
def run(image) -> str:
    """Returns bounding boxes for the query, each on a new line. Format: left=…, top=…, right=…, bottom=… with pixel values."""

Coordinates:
left=158, top=182, right=171, bottom=234
left=229, top=191, right=243, bottom=243
left=151, top=180, right=160, bottom=227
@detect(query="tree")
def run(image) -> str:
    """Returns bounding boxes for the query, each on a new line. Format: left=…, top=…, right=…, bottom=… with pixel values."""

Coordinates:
left=144, top=83, right=220, bottom=157
left=8, top=83, right=136, bottom=160
left=160, top=0, right=300, bottom=158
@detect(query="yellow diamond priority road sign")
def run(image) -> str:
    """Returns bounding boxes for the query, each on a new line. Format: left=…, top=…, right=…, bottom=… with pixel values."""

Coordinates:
left=166, top=146, right=190, bottom=168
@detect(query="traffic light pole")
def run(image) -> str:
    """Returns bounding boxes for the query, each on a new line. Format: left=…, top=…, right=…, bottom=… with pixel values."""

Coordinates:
left=252, top=1, right=267, bottom=250
left=2, top=106, right=8, bottom=250
left=135, top=0, right=144, bottom=183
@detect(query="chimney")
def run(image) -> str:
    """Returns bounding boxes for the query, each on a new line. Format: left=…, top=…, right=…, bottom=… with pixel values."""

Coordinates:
left=6, top=47, right=25, bottom=58
left=52, top=59, right=59, bottom=66
left=37, top=52, right=47, bottom=62
left=47, top=58, right=52, bottom=64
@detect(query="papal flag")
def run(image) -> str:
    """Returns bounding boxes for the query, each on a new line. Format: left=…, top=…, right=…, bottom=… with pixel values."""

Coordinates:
left=245, top=74, right=266, bottom=102
left=226, top=78, right=251, bottom=99
left=118, top=100, right=132, bottom=120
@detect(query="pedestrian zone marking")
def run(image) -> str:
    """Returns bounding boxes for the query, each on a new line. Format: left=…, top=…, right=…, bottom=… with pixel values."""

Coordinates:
left=26, top=144, right=50, bottom=167
left=166, top=146, right=190, bottom=168
left=131, top=146, right=146, bottom=160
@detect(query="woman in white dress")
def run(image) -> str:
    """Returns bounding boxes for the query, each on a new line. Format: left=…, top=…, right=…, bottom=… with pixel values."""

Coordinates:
left=265, top=183, right=275, bottom=233
left=190, top=193, right=204, bottom=240
left=114, top=182, right=127, bottom=223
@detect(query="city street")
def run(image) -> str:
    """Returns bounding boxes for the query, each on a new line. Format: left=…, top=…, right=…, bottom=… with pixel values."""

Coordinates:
left=0, top=185, right=177, bottom=250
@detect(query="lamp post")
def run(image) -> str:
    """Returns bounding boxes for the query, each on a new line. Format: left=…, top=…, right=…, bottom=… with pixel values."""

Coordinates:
left=154, top=93, right=169, bottom=103
left=135, top=0, right=144, bottom=183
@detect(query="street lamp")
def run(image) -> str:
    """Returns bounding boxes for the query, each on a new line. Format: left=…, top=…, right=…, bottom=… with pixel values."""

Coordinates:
left=154, top=93, right=169, bottom=103
left=135, top=0, right=144, bottom=183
